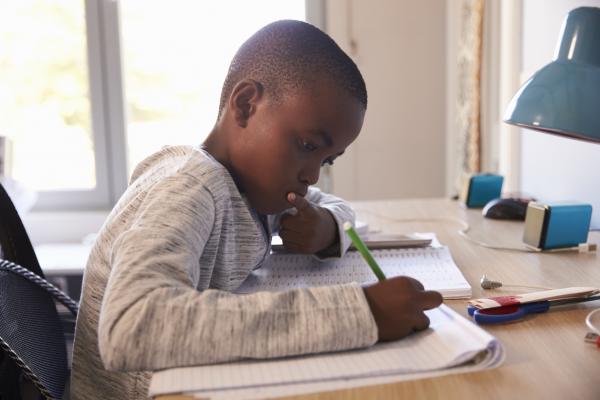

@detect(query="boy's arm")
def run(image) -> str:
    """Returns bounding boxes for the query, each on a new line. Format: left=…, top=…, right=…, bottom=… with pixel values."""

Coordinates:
left=273, top=186, right=355, bottom=258
left=97, top=175, right=376, bottom=372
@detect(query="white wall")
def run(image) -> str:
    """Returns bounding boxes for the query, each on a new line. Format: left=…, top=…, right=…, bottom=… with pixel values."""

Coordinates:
left=326, top=0, right=447, bottom=200
left=520, top=0, right=600, bottom=228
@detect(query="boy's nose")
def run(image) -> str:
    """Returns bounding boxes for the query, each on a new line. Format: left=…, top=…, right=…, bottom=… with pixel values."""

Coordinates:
left=300, top=164, right=320, bottom=186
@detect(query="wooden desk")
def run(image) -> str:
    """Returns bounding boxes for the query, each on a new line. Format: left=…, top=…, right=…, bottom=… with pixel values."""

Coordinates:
left=155, top=198, right=600, bottom=400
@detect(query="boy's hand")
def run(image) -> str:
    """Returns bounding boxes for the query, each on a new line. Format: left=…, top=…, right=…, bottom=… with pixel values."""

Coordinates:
left=363, top=276, right=443, bottom=341
left=279, top=192, right=337, bottom=254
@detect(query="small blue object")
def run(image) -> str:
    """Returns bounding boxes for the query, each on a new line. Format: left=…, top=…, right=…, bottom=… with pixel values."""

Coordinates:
left=544, top=203, right=593, bottom=249
left=524, top=202, right=592, bottom=249
left=463, top=174, right=504, bottom=208
left=467, top=302, right=550, bottom=324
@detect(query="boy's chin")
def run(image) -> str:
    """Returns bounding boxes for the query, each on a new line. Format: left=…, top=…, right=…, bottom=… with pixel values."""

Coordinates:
left=255, top=204, right=287, bottom=215
left=252, top=199, right=290, bottom=215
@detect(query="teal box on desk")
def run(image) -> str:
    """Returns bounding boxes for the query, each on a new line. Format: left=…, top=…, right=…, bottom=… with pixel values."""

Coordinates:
left=460, top=174, right=504, bottom=208
left=523, top=202, right=592, bottom=250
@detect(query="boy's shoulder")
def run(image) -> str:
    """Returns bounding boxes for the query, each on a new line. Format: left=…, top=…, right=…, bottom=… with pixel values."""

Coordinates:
left=129, top=145, right=237, bottom=198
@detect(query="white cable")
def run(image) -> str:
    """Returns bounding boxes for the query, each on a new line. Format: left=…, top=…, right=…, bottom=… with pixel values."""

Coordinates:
left=356, top=209, right=532, bottom=252
left=356, top=209, right=596, bottom=254
left=480, top=275, right=552, bottom=290
left=586, top=308, right=600, bottom=335
left=457, top=224, right=533, bottom=252
left=459, top=225, right=597, bottom=253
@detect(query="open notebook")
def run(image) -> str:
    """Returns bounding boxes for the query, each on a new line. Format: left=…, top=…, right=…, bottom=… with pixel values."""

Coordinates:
left=149, top=305, right=504, bottom=399
left=149, top=235, right=501, bottom=399
left=238, top=234, right=471, bottom=299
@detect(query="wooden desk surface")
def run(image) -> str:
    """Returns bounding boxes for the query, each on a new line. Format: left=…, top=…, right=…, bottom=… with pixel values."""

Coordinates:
left=156, top=198, right=600, bottom=400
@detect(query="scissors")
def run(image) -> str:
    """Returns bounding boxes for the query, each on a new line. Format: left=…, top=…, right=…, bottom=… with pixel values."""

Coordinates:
left=467, top=295, right=600, bottom=324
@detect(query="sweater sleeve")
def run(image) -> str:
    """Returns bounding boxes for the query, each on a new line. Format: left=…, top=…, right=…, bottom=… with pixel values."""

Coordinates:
left=97, top=174, right=376, bottom=372
left=306, top=186, right=356, bottom=258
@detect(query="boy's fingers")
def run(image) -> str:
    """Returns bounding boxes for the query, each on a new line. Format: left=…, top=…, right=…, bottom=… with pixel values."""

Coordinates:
left=419, top=290, right=444, bottom=310
left=404, top=276, right=425, bottom=291
left=287, top=192, right=311, bottom=212
left=278, top=210, right=297, bottom=227
left=413, top=313, right=431, bottom=332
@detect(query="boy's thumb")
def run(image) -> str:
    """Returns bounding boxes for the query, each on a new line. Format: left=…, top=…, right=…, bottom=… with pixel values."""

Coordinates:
left=287, top=192, right=310, bottom=211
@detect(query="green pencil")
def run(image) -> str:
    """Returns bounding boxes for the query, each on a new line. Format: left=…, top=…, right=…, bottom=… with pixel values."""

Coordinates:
left=343, top=221, right=387, bottom=281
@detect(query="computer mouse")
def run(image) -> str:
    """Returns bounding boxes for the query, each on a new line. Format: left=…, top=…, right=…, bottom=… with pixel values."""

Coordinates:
left=482, top=198, right=531, bottom=220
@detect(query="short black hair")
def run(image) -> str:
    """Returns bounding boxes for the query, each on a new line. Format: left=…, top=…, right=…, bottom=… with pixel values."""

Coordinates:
left=218, top=20, right=367, bottom=118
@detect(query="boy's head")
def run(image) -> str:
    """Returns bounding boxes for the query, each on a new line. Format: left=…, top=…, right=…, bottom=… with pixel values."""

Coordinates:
left=213, top=20, right=367, bottom=214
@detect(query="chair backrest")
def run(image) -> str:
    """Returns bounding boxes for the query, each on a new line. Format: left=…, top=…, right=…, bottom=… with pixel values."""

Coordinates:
left=0, top=182, right=43, bottom=277
left=0, top=267, right=69, bottom=400
left=0, top=182, right=71, bottom=400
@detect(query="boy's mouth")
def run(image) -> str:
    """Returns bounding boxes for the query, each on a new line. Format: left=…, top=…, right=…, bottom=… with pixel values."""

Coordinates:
left=293, top=187, right=308, bottom=198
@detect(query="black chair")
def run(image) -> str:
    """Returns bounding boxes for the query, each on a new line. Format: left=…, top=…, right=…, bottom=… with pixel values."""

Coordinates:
left=0, top=182, right=78, bottom=400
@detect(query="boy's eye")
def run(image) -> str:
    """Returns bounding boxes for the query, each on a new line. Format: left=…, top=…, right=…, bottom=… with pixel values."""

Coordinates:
left=322, top=158, right=335, bottom=167
left=302, top=140, right=318, bottom=152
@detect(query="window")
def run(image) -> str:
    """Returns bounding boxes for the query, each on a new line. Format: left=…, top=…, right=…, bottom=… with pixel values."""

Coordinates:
left=0, top=0, right=101, bottom=208
left=1, top=0, right=317, bottom=211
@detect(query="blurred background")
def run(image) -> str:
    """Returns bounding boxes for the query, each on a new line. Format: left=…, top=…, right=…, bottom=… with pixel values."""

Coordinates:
left=1, top=0, right=599, bottom=245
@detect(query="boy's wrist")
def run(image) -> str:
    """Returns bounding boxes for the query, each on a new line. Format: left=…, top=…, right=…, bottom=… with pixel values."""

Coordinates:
left=321, top=208, right=338, bottom=246
left=314, top=208, right=341, bottom=257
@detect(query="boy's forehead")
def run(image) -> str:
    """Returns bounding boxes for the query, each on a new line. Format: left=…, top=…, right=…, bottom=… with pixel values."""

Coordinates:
left=279, top=82, right=362, bottom=113
left=282, top=90, right=362, bottom=127
left=291, top=86, right=363, bottom=144
left=261, top=79, right=364, bottom=141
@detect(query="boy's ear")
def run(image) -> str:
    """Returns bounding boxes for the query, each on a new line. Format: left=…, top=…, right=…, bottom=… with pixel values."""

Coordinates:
left=229, top=79, right=264, bottom=128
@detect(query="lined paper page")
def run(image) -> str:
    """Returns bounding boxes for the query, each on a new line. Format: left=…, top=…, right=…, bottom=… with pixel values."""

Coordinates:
left=236, top=243, right=471, bottom=299
left=184, top=343, right=505, bottom=400
left=150, top=305, right=501, bottom=396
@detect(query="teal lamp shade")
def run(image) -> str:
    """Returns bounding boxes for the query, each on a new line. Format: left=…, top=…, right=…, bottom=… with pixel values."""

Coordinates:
left=504, top=7, right=600, bottom=143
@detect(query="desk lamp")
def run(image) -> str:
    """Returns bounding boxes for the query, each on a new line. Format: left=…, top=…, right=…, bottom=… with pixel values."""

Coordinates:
left=504, top=6, right=600, bottom=142
left=503, top=7, right=600, bottom=337
left=503, top=7, right=600, bottom=251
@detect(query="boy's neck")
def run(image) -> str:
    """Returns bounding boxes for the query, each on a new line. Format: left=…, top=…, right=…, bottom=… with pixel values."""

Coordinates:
left=202, top=125, right=228, bottom=164
left=202, top=124, right=245, bottom=194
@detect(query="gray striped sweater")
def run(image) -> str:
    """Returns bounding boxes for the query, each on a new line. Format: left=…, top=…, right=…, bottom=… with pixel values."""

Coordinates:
left=71, top=145, right=377, bottom=399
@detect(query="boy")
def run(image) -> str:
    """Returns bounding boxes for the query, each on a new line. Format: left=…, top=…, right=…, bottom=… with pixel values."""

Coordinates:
left=71, top=20, right=442, bottom=399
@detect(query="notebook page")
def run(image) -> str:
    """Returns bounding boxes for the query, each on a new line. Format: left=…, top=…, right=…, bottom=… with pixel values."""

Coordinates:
left=236, top=244, right=471, bottom=299
left=149, top=305, right=500, bottom=396
left=187, top=342, right=505, bottom=400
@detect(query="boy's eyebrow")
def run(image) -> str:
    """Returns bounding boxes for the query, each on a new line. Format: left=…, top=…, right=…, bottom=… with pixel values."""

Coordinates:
left=309, top=129, right=334, bottom=147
